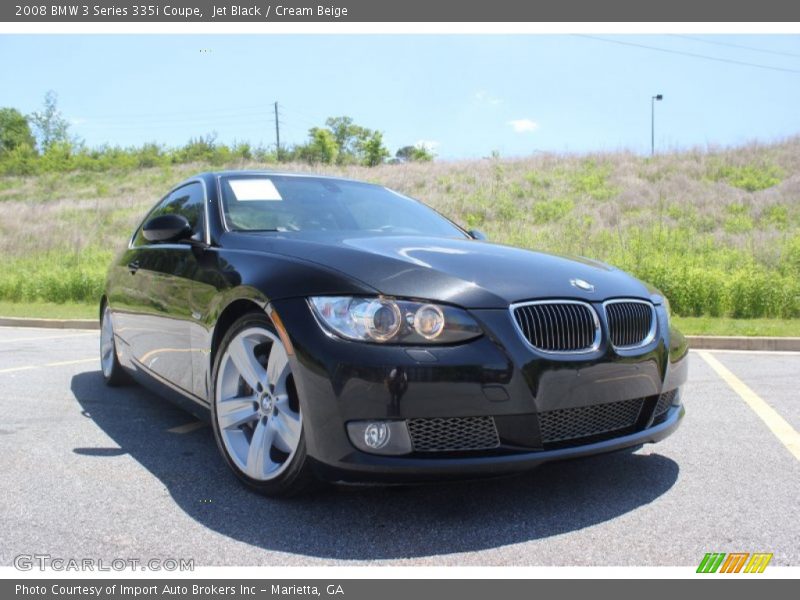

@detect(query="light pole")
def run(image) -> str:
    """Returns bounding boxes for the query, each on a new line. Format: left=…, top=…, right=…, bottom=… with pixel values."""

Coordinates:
left=651, top=94, right=663, bottom=156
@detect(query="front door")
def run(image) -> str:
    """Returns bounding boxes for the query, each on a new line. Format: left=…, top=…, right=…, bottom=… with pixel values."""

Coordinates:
left=113, top=182, right=207, bottom=397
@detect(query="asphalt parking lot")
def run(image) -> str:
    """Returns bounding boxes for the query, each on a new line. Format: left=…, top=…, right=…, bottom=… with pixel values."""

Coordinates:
left=0, top=326, right=798, bottom=567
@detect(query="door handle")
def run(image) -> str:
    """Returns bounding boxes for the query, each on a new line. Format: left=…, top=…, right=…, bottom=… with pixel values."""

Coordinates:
left=127, top=260, right=140, bottom=274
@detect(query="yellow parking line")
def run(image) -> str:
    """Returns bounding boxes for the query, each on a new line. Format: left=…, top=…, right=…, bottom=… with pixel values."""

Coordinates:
left=0, top=332, right=96, bottom=344
left=0, top=357, right=96, bottom=374
left=698, top=351, right=800, bottom=461
left=167, top=421, right=208, bottom=434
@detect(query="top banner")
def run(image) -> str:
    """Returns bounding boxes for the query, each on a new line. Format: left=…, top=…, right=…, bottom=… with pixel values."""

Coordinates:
left=3, top=0, right=800, bottom=22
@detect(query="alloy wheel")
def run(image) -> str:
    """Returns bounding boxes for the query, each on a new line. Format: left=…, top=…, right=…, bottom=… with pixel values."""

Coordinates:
left=214, top=326, right=302, bottom=481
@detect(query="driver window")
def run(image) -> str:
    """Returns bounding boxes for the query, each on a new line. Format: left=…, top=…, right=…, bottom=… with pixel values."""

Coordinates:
left=132, top=183, right=206, bottom=246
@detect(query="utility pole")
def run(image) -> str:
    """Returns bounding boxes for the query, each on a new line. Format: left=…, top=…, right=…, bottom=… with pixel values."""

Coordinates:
left=274, top=101, right=281, bottom=160
left=651, top=94, right=663, bottom=156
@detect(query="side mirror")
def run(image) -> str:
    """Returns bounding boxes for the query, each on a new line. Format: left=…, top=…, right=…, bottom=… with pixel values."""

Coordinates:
left=142, top=214, right=192, bottom=243
left=468, top=229, right=488, bottom=241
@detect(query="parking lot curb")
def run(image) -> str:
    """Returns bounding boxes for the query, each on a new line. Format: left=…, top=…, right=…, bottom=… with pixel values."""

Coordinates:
left=0, top=316, right=99, bottom=330
left=686, top=335, right=800, bottom=351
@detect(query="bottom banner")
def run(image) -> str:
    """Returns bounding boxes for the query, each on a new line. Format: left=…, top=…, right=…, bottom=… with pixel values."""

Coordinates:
left=2, top=579, right=791, bottom=600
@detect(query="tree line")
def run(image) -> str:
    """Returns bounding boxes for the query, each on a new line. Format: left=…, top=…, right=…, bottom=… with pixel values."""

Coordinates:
left=0, top=91, right=435, bottom=175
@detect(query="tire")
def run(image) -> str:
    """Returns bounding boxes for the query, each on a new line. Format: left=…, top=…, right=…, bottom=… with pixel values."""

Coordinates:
left=100, top=305, right=129, bottom=387
left=211, top=312, right=318, bottom=497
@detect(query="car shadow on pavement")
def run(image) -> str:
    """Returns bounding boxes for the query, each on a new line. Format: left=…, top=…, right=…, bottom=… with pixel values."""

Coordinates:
left=71, top=370, right=679, bottom=561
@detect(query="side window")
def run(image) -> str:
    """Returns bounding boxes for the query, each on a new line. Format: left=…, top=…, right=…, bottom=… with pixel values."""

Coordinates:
left=132, top=182, right=206, bottom=246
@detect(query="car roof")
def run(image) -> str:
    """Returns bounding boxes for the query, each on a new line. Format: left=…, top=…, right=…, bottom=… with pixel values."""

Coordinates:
left=162, top=170, right=390, bottom=206
left=194, top=170, right=375, bottom=186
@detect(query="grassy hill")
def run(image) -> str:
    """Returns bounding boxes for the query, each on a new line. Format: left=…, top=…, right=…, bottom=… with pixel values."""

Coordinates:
left=1, top=138, right=799, bottom=320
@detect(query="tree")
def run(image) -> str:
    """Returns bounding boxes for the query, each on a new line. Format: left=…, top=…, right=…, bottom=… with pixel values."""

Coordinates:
left=0, top=108, right=36, bottom=155
left=396, top=143, right=434, bottom=163
left=360, top=131, right=390, bottom=167
left=325, top=116, right=370, bottom=163
left=298, top=127, right=339, bottom=164
left=29, top=90, right=72, bottom=152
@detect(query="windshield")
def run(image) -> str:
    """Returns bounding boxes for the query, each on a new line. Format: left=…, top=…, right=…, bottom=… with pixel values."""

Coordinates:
left=219, top=175, right=466, bottom=238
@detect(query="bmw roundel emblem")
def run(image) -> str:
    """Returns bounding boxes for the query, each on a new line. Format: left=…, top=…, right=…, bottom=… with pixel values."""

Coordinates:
left=570, top=278, right=595, bottom=292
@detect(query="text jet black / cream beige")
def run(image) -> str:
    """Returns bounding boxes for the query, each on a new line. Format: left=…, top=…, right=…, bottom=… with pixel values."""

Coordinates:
left=211, top=4, right=349, bottom=18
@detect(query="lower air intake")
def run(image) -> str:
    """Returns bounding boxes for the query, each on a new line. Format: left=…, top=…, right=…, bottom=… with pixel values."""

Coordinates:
left=653, top=389, right=678, bottom=423
left=407, top=416, right=500, bottom=453
left=539, top=397, right=644, bottom=445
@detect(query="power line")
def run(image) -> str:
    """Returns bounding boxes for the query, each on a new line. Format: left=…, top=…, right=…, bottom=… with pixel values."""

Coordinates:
left=672, top=34, right=800, bottom=59
left=68, top=103, right=316, bottom=147
left=282, top=102, right=324, bottom=121
left=77, top=116, right=275, bottom=131
left=74, top=103, right=266, bottom=121
left=73, top=111, right=271, bottom=129
left=278, top=106, right=320, bottom=127
left=575, top=35, right=800, bottom=75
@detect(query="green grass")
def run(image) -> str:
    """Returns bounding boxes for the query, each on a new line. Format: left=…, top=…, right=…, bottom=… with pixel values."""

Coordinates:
left=672, top=316, right=800, bottom=337
left=0, top=301, right=96, bottom=320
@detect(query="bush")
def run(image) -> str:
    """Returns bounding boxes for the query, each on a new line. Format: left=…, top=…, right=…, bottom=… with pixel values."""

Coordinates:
left=708, top=162, right=784, bottom=191
left=569, top=160, right=617, bottom=201
left=532, top=197, right=573, bottom=224
left=0, top=144, right=38, bottom=175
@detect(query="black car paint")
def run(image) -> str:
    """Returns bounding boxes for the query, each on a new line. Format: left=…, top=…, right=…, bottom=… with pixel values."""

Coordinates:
left=267, top=295, right=686, bottom=481
left=104, top=171, right=688, bottom=482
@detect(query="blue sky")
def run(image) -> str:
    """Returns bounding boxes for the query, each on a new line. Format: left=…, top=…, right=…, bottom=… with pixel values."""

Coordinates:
left=1, top=34, right=799, bottom=158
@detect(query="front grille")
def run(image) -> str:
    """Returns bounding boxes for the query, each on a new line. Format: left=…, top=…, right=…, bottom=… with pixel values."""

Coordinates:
left=407, top=416, right=500, bottom=452
left=539, top=398, right=644, bottom=445
left=605, top=300, right=656, bottom=348
left=653, top=389, right=678, bottom=423
left=512, top=301, right=599, bottom=352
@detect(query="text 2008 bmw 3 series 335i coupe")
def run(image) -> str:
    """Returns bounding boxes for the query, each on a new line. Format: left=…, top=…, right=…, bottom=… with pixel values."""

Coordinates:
left=100, top=171, right=688, bottom=496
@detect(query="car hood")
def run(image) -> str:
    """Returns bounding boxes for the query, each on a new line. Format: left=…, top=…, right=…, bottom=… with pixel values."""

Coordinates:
left=230, top=233, right=654, bottom=309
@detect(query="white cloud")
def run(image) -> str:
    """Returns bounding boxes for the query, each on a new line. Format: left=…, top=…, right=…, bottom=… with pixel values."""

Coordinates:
left=69, top=117, right=86, bottom=126
left=507, top=118, right=539, bottom=133
left=474, top=90, right=502, bottom=106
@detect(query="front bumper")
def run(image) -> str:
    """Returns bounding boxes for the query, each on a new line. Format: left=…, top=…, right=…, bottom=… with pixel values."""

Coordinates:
left=271, top=297, right=688, bottom=483
left=311, top=405, right=684, bottom=483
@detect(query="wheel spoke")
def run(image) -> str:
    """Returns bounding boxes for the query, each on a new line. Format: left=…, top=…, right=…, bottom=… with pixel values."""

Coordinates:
left=100, top=309, right=115, bottom=375
left=229, top=336, right=267, bottom=391
left=266, top=340, right=290, bottom=394
left=217, top=398, right=258, bottom=430
left=271, top=407, right=302, bottom=453
left=245, top=417, right=277, bottom=479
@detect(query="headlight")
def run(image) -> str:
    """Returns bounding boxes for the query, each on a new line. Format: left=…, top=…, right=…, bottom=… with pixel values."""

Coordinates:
left=309, top=296, right=482, bottom=344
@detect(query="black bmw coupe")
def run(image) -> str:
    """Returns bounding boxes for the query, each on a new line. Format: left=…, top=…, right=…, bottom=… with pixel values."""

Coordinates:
left=101, top=171, right=688, bottom=496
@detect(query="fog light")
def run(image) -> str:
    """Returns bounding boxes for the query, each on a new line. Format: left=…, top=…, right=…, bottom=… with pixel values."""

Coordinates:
left=364, top=422, right=390, bottom=449
left=346, top=420, right=413, bottom=455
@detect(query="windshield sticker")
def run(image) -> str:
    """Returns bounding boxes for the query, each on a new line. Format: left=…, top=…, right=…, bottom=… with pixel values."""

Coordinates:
left=229, top=178, right=283, bottom=201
